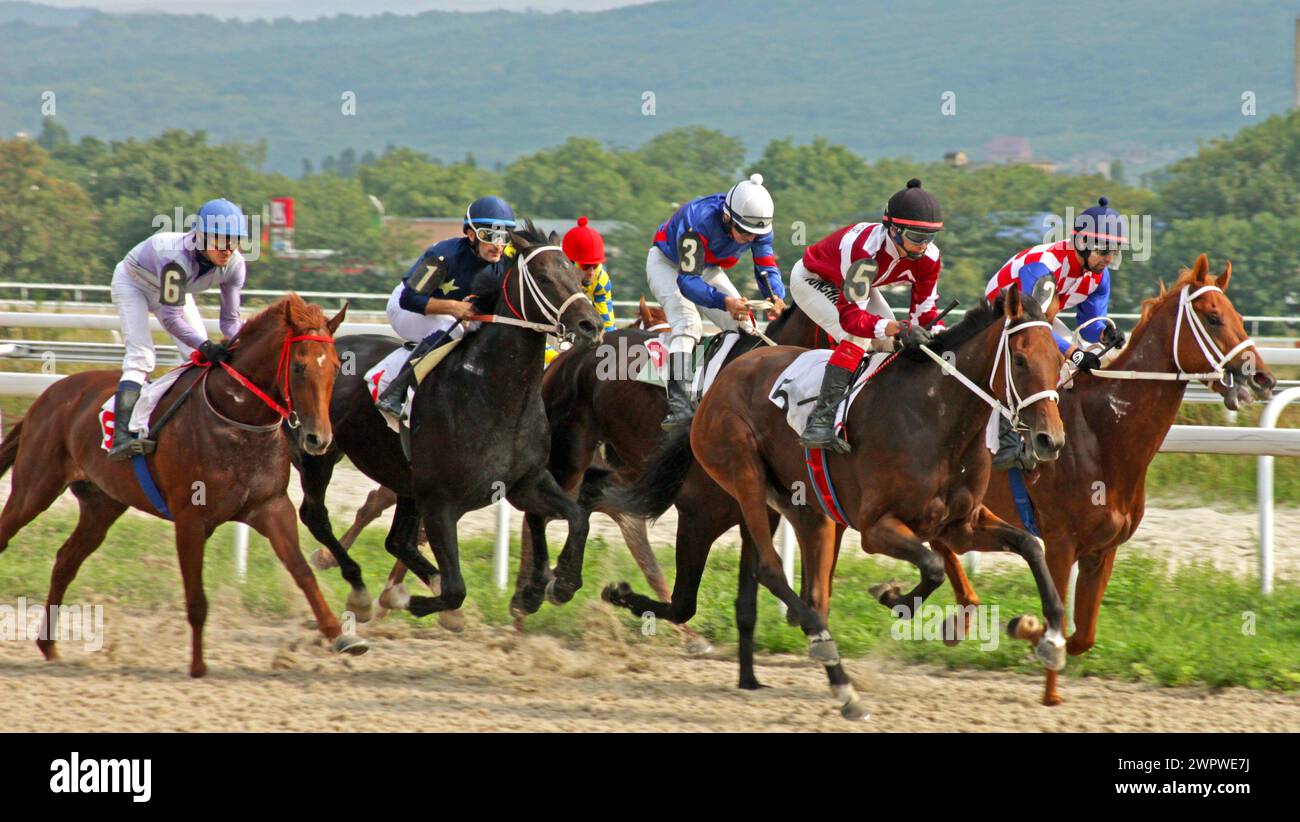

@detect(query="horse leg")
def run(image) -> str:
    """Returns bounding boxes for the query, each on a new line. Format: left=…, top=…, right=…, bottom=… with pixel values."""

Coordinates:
left=511, top=511, right=551, bottom=617
left=943, top=506, right=1068, bottom=673
left=861, top=514, right=948, bottom=617
left=339, top=486, right=398, bottom=550
left=735, top=523, right=764, bottom=689
left=612, top=510, right=711, bottom=655
left=1039, top=545, right=1113, bottom=706
left=172, top=513, right=212, bottom=677
left=296, top=451, right=372, bottom=621
left=407, top=504, right=466, bottom=617
left=36, top=482, right=126, bottom=661
left=601, top=482, right=734, bottom=628
left=931, top=539, right=982, bottom=646
left=376, top=560, right=411, bottom=614
left=382, top=495, right=440, bottom=592
left=245, top=495, right=368, bottom=657
left=0, top=458, right=68, bottom=555
left=510, top=469, right=589, bottom=605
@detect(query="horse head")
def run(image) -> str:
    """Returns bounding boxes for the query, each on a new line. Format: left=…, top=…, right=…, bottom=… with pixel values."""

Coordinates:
left=1137, top=254, right=1276, bottom=410
left=498, top=218, right=603, bottom=349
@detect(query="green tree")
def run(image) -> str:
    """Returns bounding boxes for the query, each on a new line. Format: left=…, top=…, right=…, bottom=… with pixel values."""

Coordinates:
left=0, top=139, right=99, bottom=282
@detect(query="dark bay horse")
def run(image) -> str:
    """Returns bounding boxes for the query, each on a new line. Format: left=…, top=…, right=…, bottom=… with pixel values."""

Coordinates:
left=289, top=220, right=603, bottom=621
left=932, top=255, right=1276, bottom=705
left=0, top=295, right=356, bottom=677
left=603, top=287, right=1067, bottom=719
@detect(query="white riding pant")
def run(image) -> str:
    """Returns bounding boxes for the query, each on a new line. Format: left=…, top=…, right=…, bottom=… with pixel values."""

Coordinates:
left=386, top=283, right=462, bottom=343
left=790, top=260, right=895, bottom=351
left=646, top=246, right=743, bottom=355
left=111, top=264, right=208, bottom=385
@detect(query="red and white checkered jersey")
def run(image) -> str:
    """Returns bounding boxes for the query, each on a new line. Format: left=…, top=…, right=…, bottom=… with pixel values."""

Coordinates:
left=984, top=239, right=1103, bottom=310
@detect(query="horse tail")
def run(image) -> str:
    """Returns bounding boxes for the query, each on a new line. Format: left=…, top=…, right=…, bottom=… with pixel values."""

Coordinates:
left=602, top=427, right=694, bottom=521
left=0, top=418, right=23, bottom=479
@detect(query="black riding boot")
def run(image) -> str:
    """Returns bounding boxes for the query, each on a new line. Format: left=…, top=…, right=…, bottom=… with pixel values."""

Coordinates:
left=107, top=384, right=146, bottom=461
left=798, top=362, right=854, bottom=454
left=992, top=413, right=1034, bottom=471
left=660, top=352, right=695, bottom=431
left=376, top=336, right=440, bottom=420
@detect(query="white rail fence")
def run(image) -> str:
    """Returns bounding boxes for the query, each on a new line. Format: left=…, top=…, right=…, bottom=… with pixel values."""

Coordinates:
left=0, top=305, right=1295, bottom=597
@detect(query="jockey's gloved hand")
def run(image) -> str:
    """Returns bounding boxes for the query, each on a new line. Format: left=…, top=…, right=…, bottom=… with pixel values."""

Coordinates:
left=198, top=340, right=232, bottom=366
left=1068, top=348, right=1102, bottom=373
left=1101, top=324, right=1126, bottom=349
left=900, top=322, right=934, bottom=349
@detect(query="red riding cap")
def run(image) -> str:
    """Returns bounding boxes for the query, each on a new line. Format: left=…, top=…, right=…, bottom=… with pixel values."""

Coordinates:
left=562, top=216, right=606, bottom=266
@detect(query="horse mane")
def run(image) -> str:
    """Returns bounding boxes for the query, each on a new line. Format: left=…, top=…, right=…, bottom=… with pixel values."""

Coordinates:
left=1137, top=265, right=1203, bottom=326
left=763, top=299, right=797, bottom=339
left=510, top=216, right=550, bottom=248
left=926, top=290, right=1045, bottom=355
left=238, top=293, right=327, bottom=339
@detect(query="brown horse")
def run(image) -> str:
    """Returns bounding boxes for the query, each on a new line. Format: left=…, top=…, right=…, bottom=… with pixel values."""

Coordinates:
left=930, top=255, right=1276, bottom=705
left=0, top=294, right=358, bottom=677
left=604, top=287, right=1068, bottom=718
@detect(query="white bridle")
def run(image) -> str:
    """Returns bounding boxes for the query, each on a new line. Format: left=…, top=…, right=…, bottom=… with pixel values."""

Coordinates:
left=1081, top=284, right=1255, bottom=385
left=921, top=318, right=1060, bottom=425
left=474, top=245, right=593, bottom=336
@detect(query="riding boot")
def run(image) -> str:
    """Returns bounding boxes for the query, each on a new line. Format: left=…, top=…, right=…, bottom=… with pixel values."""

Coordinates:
left=376, top=336, right=441, bottom=420
left=660, top=352, right=696, bottom=431
left=107, top=383, right=148, bottom=461
left=798, top=362, right=854, bottom=454
left=992, top=413, right=1034, bottom=471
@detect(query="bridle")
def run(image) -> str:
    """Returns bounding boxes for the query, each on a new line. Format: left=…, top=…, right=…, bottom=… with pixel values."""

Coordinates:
left=194, top=329, right=335, bottom=432
left=471, top=245, right=592, bottom=340
left=1076, top=284, right=1254, bottom=387
left=920, top=316, right=1060, bottom=430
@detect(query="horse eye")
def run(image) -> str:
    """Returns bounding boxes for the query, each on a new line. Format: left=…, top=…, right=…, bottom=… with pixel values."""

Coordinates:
left=1013, top=353, right=1028, bottom=368
left=1206, top=313, right=1222, bottom=327
left=293, top=362, right=306, bottom=376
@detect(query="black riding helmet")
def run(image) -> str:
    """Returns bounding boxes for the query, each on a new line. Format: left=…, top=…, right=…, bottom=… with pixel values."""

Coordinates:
left=883, top=179, right=944, bottom=259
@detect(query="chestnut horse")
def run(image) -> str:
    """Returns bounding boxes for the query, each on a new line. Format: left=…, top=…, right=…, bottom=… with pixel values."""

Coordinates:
left=0, top=295, right=358, bottom=677
left=932, top=255, right=1276, bottom=705
left=604, top=287, right=1067, bottom=719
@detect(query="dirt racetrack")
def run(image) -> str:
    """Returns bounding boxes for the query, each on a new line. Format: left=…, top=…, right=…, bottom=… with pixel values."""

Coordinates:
left=2, top=599, right=1297, bottom=732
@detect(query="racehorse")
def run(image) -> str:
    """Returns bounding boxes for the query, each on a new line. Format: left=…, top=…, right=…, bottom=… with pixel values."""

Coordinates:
left=603, top=286, right=1067, bottom=718
left=0, top=294, right=357, bottom=677
left=289, top=220, right=603, bottom=621
left=931, top=255, right=1276, bottom=705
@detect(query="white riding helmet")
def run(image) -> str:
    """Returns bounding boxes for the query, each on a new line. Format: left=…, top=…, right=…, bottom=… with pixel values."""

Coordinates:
left=723, top=173, right=775, bottom=236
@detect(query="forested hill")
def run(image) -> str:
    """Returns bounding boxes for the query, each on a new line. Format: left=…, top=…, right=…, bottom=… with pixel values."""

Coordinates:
left=1, top=0, right=1294, bottom=174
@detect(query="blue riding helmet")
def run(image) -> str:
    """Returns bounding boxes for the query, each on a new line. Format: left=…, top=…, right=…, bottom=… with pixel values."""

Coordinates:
left=1073, top=197, right=1127, bottom=251
left=464, top=196, right=516, bottom=231
left=196, top=198, right=249, bottom=238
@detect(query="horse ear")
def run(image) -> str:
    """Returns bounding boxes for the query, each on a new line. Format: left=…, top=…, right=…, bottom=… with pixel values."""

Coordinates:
left=1158, top=278, right=1167, bottom=296
left=327, top=301, right=348, bottom=335
left=1192, top=253, right=1209, bottom=283
left=1003, top=283, right=1023, bottom=320
left=1217, top=259, right=1232, bottom=291
left=548, top=230, right=561, bottom=245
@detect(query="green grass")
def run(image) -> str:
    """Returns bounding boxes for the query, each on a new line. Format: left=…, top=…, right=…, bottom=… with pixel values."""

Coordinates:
left=1, top=509, right=1297, bottom=692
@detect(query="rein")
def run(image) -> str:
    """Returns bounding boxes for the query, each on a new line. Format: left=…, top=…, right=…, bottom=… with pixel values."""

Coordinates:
left=919, top=318, right=1059, bottom=426
left=470, top=245, right=592, bottom=337
left=1081, top=284, right=1254, bottom=386
left=193, top=330, right=334, bottom=432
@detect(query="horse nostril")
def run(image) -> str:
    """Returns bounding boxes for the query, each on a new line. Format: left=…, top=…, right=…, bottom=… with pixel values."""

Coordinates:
left=1034, top=432, right=1060, bottom=456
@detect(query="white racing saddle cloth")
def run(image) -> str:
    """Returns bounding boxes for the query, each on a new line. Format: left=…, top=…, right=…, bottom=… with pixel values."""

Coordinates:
left=768, top=349, right=893, bottom=437
left=97, top=366, right=188, bottom=450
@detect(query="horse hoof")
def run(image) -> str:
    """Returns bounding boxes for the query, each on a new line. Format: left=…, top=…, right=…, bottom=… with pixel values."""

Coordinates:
left=942, top=615, right=965, bottom=647
left=601, top=582, right=631, bottom=607
left=1043, top=692, right=1064, bottom=707
left=738, top=676, right=765, bottom=690
left=190, top=662, right=208, bottom=678
left=378, top=583, right=410, bottom=611
left=1035, top=631, right=1067, bottom=672
left=309, top=548, right=338, bottom=571
left=438, top=609, right=465, bottom=633
left=546, top=578, right=576, bottom=605
left=346, top=588, right=374, bottom=623
left=332, top=634, right=370, bottom=656
left=868, top=580, right=905, bottom=607
left=807, top=630, right=840, bottom=665
left=684, top=636, right=714, bottom=656
left=1006, top=614, right=1042, bottom=641
left=840, top=699, right=871, bottom=721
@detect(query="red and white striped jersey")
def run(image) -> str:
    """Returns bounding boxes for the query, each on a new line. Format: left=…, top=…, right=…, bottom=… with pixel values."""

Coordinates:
left=801, top=221, right=943, bottom=338
left=984, top=239, right=1102, bottom=310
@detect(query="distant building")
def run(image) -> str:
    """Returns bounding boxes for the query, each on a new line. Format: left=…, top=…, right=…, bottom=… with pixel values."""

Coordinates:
left=944, top=150, right=968, bottom=167
left=985, top=136, right=1032, bottom=164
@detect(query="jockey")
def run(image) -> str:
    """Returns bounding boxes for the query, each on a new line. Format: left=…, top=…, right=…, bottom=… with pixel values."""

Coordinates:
left=545, top=216, right=616, bottom=366
left=985, top=197, right=1129, bottom=374
left=792, top=178, right=946, bottom=453
left=646, top=173, right=787, bottom=430
left=375, top=195, right=515, bottom=419
left=107, top=198, right=248, bottom=461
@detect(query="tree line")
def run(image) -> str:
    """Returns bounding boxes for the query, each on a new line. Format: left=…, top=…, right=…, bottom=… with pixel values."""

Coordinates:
left=2, top=115, right=1297, bottom=319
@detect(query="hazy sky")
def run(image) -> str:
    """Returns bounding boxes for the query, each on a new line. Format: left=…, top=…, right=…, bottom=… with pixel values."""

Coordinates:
left=31, top=0, right=658, bottom=18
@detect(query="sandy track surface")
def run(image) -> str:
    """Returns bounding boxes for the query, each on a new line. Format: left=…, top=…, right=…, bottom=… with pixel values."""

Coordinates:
left=2, top=604, right=1296, bottom=733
